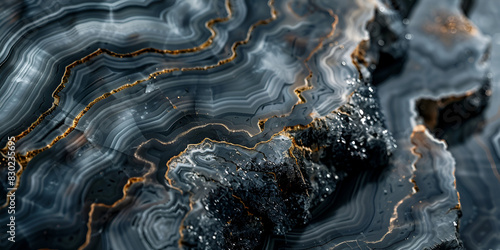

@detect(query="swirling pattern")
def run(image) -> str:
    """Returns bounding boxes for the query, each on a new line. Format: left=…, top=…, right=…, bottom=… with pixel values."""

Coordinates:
left=0, top=0, right=498, bottom=249
left=167, top=84, right=396, bottom=249
left=373, top=0, right=499, bottom=248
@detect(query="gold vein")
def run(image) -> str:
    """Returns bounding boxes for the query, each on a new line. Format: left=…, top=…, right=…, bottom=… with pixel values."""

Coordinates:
left=78, top=177, right=144, bottom=250
left=366, top=125, right=425, bottom=245
left=78, top=1, right=277, bottom=249
left=0, top=0, right=234, bottom=209
left=1, top=0, right=233, bottom=155
left=258, top=12, right=339, bottom=131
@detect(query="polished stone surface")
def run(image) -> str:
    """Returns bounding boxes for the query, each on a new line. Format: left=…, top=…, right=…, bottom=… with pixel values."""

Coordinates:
left=0, top=0, right=498, bottom=249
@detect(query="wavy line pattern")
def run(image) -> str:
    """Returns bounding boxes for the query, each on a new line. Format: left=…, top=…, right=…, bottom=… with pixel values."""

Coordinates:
left=1, top=0, right=498, bottom=249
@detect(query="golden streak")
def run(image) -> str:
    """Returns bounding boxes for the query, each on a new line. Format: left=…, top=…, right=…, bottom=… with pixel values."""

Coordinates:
left=167, top=131, right=279, bottom=246
left=177, top=195, right=195, bottom=248
left=167, top=134, right=287, bottom=247
left=143, top=121, right=262, bottom=194
left=258, top=12, right=339, bottom=132
left=78, top=137, right=162, bottom=249
left=231, top=194, right=254, bottom=216
left=80, top=1, right=278, bottom=249
left=295, top=13, right=338, bottom=104
left=367, top=125, right=425, bottom=245
left=166, top=133, right=279, bottom=183
left=0, top=0, right=234, bottom=209
left=164, top=0, right=278, bottom=194
left=1, top=0, right=233, bottom=155
left=79, top=177, right=144, bottom=250
left=351, top=39, right=369, bottom=81
left=20, top=0, right=276, bottom=161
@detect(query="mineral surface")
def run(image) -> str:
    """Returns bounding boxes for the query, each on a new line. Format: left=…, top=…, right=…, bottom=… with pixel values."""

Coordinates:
left=0, top=0, right=499, bottom=249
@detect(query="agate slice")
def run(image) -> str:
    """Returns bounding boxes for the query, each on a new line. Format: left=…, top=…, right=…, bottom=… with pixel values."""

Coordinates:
left=0, top=0, right=499, bottom=249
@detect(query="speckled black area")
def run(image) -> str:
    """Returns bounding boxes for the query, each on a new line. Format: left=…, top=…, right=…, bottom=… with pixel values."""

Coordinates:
left=1, top=0, right=498, bottom=248
left=174, top=83, right=396, bottom=249
left=291, top=84, right=396, bottom=174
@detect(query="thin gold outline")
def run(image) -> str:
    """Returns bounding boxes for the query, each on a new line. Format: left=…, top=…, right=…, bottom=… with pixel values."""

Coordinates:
left=78, top=1, right=278, bottom=248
